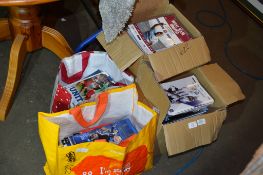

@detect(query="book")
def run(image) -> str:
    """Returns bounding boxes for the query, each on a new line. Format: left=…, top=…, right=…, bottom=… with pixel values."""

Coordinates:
left=64, top=70, right=117, bottom=107
left=61, top=118, right=138, bottom=146
left=127, top=15, right=192, bottom=54
left=162, top=107, right=208, bottom=124
left=161, top=75, right=214, bottom=116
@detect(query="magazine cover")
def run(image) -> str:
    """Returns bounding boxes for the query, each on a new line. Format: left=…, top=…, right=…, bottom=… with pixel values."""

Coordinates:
left=161, top=75, right=214, bottom=116
left=61, top=118, right=138, bottom=146
left=65, top=70, right=117, bottom=107
left=128, top=15, right=192, bottom=54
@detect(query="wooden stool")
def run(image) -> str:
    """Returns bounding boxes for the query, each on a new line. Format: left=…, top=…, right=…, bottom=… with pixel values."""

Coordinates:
left=0, top=0, right=73, bottom=121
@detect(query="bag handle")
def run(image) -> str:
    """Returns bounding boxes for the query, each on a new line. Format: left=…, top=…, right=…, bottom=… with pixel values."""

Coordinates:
left=60, top=52, right=90, bottom=84
left=69, top=92, right=108, bottom=128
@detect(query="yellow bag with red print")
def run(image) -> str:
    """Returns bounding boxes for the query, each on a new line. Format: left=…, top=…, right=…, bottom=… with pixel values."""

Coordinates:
left=38, top=84, right=157, bottom=175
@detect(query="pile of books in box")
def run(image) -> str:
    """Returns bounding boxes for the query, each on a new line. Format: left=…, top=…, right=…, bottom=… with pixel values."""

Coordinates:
left=160, top=75, right=214, bottom=124
left=127, top=15, right=192, bottom=54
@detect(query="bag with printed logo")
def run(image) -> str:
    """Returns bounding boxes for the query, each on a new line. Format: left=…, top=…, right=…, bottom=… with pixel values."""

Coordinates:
left=39, top=84, right=157, bottom=175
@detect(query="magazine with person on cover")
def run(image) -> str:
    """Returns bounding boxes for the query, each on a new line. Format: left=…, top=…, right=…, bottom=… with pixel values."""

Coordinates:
left=161, top=75, right=214, bottom=116
left=61, top=118, right=138, bottom=146
left=127, top=15, right=192, bottom=54
left=64, top=70, right=119, bottom=107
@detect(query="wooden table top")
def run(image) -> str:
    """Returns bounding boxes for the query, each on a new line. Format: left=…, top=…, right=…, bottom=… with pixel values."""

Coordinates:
left=0, top=0, right=59, bottom=6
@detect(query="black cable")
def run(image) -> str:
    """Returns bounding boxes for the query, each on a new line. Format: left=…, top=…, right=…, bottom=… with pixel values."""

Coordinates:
left=195, top=0, right=263, bottom=80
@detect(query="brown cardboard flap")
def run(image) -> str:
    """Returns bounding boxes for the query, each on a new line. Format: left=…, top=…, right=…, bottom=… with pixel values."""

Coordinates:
left=148, top=36, right=211, bottom=82
left=163, top=109, right=227, bottom=155
left=129, top=59, right=170, bottom=133
left=131, top=0, right=169, bottom=23
left=194, top=63, right=245, bottom=106
left=97, top=32, right=143, bottom=71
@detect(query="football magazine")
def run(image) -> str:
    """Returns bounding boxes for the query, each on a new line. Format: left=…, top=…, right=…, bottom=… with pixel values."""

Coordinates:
left=161, top=75, right=214, bottom=116
left=127, top=15, right=192, bottom=54
left=64, top=70, right=117, bottom=107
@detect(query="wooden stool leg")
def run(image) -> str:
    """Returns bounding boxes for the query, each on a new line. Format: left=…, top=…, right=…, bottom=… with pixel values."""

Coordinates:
left=42, top=26, right=73, bottom=59
left=0, top=34, right=27, bottom=121
left=0, top=18, right=11, bottom=41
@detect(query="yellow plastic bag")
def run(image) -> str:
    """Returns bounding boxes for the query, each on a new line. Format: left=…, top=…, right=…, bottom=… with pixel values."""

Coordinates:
left=38, top=84, right=157, bottom=175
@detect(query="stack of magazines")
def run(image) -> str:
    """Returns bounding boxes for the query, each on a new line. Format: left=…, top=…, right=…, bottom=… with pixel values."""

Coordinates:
left=61, top=118, right=138, bottom=146
left=127, top=15, right=192, bottom=54
left=161, top=75, right=214, bottom=124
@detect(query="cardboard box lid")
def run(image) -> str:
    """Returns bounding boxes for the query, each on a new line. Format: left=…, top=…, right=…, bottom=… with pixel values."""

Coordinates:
left=163, top=109, right=227, bottom=155
left=130, top=0, right=169, bottom=23
left=192, top=63, right=245, bottom=107
left=129, top=59, right=170, bottom=133
left=97, top=3, right=211, bottom=81
left=97, top=32, right=143, bottom=71
left=148, top=36, right=210, bottom=81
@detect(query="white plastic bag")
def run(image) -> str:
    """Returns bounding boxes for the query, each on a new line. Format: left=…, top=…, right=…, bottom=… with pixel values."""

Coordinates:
left=50, top=51, right=133, bottom=113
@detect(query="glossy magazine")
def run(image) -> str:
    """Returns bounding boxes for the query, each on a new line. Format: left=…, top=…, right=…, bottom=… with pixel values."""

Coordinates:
left=161, top=75, right=214, bottom=116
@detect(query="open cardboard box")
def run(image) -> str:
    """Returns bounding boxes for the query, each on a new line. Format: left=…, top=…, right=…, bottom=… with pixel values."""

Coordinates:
left=97, top=0, right=245, bottom=155
left=129, top=59, right=245, bottom=155
left=97, top=0, right=211, bottom=82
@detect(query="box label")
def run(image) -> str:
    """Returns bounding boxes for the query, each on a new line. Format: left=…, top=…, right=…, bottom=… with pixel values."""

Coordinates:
left=197, top=118, right=206, bottom=126
left=188, top=121, right=198, bottom=129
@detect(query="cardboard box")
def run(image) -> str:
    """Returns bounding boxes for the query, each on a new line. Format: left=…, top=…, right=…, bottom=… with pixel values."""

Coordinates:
left=129, top=60, right=245, bottom=155
left=97, top=0, right=245, bottom=155
left=97, top=0, right=211, bottom=82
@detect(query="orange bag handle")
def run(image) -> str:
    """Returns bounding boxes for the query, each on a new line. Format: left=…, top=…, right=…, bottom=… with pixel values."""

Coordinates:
left=69, top=92, right=108, bottom=128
